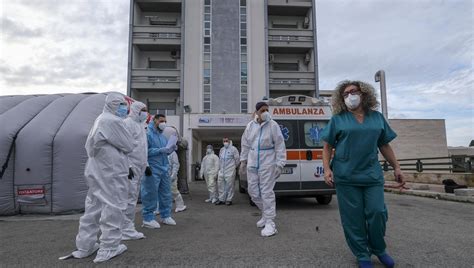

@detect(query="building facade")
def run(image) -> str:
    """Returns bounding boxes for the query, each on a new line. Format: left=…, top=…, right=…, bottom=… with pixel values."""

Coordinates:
left=127, top=0, right=320, bottom=180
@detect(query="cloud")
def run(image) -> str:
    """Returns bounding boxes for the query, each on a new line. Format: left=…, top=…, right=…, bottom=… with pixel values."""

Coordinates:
left=1, top=17, right=43, bottom=39
left=0, top=0, right=129, bottom=95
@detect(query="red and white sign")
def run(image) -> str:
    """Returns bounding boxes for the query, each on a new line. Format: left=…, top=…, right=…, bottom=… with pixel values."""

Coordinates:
left=270, top=106, right=332, bottom=120
left=17, top=188, right=45, bottom=196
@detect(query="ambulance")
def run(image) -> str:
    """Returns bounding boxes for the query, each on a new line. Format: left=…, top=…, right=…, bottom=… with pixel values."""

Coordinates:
left=238, top=95, right=336, bottom=205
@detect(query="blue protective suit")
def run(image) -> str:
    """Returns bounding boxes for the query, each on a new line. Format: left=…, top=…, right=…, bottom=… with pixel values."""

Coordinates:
left=141, top=122, right=172, bottom=221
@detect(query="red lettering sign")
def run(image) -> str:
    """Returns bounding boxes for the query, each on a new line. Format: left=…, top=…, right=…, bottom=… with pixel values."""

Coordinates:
left=17, top=188, right=45, bottom=196
left=272, top=107, right=325, bottom=116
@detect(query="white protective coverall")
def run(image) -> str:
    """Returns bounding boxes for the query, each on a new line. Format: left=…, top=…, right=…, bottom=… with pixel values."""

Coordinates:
left=169, top=151, right=186, bottom=212
left=217, top=141, right=240, bottom=202
left=199, top=149, right=220, bottom=202
left=240, top=118, right=286, bottom=224
left=73, top=93, right=136, bottom=262
left=122, top=101, right=148, bottom=240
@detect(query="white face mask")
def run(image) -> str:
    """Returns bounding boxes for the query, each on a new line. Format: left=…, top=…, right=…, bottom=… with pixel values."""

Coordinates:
left=158, top=122, right=166, bottom=131
left=206, top=148, right=213, bottom=154
left=261, top=111, right=271, bottom=122
left=223, top=142, right=229, bottom=148
left=344, top=94, right=361, bottom=110
left=139, top=111, right=148, bottom=122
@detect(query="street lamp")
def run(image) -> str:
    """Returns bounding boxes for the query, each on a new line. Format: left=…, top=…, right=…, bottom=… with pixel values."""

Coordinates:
left=375, top=70, right=388, bottom=119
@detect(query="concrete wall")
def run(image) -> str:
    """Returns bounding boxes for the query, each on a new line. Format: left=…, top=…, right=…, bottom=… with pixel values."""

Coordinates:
left=388, top=119, right=448, bottom=159
left=248, top=0, right=267, bottom=108
left=211, top=0, right=240, bottom=114
left=183, top=0, right=202, bottom=113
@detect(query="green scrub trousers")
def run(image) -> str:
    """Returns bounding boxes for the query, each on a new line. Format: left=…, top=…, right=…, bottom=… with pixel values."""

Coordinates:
left=335, top=184, right=388, bottom=261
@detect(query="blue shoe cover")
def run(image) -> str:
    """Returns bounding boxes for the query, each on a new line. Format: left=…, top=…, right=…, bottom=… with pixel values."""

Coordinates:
left=377, top=254, right=395, bottom=268
left=358, top=260, right=373, bottom=268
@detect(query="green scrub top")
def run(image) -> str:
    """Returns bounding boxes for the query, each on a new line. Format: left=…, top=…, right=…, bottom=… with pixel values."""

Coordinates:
left=321, top=110, right=397, bottom=186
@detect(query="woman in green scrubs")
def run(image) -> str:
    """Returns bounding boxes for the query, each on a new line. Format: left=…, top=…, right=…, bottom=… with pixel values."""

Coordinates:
left=321, top=80, right=405, bottom=268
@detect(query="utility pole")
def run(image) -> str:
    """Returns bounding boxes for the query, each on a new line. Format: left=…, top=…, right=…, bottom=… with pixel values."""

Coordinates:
left=375, top=70, right=388, bottom=119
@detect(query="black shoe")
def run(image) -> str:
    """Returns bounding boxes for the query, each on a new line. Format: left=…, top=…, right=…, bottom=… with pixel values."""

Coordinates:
left=225, top=201, right=232, bottom=206
left=215, top=201, right=224, bottom=205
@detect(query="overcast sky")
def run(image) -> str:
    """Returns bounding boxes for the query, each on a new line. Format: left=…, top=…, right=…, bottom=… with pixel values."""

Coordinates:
left=0, top=0, right=472, bottom=146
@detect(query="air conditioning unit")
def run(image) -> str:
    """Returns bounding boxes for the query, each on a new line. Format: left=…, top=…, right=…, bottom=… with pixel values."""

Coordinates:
left=303, top=16, right=310, bottom=29
left=269, top=54, right=275, bottom=64
left=304, top=53, right=311, bottom=65
left=171, top=50, right=180, bottom=59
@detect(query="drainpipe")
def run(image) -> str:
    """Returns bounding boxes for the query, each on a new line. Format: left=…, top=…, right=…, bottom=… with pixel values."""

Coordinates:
left=312, top=0, right=319, bottom=98
left=126, top=0, right=134, bottom=97
left=375, top=70, right=388, bottom=119
left=264, top=0, right=269, bottom=98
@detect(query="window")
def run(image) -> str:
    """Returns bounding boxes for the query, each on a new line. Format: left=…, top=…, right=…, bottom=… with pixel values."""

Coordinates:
left=274, top=120, right=298, bottom=149
left=203, top=0, right=212, bottom=113
left=239, top=0, right=247, bottom=113
left=148, top=102, right=176, bottom=116
left=302, top=121, right=328, bottom=148
left=273, top=62, right=299, bottom=71
left=149, top=60, right=176, bottom=69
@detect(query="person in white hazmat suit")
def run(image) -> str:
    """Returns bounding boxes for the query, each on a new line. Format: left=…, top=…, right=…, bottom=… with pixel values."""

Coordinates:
left=121, top=101, right=148, bottom=240
left=216, top=138, right=240, bottom=205
left=199, top=145, right=220, bottom=203
left=63, top=93, right=136, bottom=263
left=168, top=150, right=187, bottom=212
left=240, top=101, right=286, bottom=237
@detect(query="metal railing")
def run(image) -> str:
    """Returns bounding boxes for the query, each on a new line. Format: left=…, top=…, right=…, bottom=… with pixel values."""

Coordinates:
left=133, top=32, right=181, bottom=39
left=131, top=76, right=180, bottom=82
left=268, top=35, right=313, bottom=42
left=269, top=78, right=315, bottom=84
left=380, top=155, right=474, bottom=173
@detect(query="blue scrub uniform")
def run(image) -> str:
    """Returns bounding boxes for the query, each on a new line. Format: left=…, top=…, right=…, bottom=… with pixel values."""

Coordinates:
left=321, top=110, right=396, bottom=261
left=141, top=123, right=172, bottom=221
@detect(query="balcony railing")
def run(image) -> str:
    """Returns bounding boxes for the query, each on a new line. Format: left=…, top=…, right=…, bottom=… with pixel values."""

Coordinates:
left=270, top=78, right=314, bottom=84
left=133, top=32, right=181, bottom=39
left=132, top=76, right=180, bottom=82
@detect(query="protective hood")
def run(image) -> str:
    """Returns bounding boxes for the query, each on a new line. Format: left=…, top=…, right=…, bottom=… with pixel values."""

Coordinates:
left=103, top=93, right=125, bottom=115
left=129, top=101, right=146, bottom=122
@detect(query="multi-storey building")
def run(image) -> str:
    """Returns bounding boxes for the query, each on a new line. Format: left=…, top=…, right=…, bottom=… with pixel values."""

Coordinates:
left=127, top=0, right=320, bottom=179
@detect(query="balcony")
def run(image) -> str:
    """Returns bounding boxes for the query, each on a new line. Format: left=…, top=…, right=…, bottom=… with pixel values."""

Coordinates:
left=268, top=0, right=312, bottom=6
left=136, top=0, right=182, bottom=13
left=269, top=71, right=315, bottom=92
left=268, top=29, right=313, bottom=52
left=132, top=26, right=181, bottom=48
left=131, top=68, right=180, bottom=92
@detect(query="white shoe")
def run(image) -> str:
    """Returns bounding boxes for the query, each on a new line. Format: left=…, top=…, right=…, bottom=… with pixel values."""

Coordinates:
left=70, top=243, right=99, bottom=259
left=160, top=217, right=176, bottom=225
left=256, top=217, right=266, bottom=228
left=93, top=244, right=127, bottom=263
left=205, top=198, right=211, bottom=203
left=122, top=230, right=146, bottom=241
left=142, top=220, right=161, bottom=229
left=175, top=205, right=187, bottom=213
left=211, top=198, right=218, bottom=204
left=154, top=210, right=160, bottom=215
left=261, top=221, right=277, bottom=237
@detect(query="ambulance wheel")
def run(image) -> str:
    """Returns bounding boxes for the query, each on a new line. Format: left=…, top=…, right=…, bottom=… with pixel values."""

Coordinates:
left=316, top=195, right=332, bottom=205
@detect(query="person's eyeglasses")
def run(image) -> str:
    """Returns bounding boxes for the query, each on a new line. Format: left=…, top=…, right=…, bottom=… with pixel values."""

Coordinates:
left=342, top=89, right=361, bottom=98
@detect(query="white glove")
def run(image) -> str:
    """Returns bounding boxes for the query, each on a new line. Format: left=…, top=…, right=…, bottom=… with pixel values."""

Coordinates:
left=274, top=165, right=283, bottom=179
left=239, top=161, right=247, bottom=176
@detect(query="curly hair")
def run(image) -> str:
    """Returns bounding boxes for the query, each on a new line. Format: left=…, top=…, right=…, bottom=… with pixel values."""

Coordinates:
left=331, top=80, right=379, bottom=115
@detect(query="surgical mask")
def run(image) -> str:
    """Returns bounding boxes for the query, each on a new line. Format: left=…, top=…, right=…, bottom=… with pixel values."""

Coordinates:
left=206, top=148, right=213, bottom=154
left=158, top=122, right=166, bottom=131
left=261, top=111, right=271, bottom=122
left=139, top=111, right=148, bottom=122
left=344, top=94, right=361, bottom=110
left=223, top=142, right=229, bottom=148
left=116, top=104, right=128, bottom=118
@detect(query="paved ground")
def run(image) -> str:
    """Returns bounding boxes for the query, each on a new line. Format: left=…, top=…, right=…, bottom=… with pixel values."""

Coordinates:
left=1, top=181, right=473, bottom=267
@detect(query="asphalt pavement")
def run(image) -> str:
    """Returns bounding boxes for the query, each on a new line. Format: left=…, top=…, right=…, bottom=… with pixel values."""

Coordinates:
left=1, top=181, right=473, bottom=267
